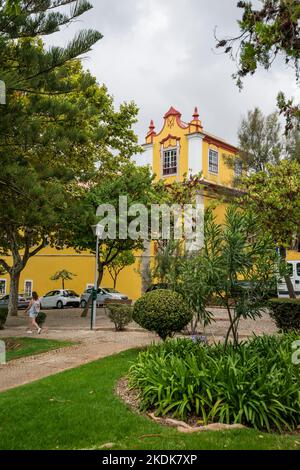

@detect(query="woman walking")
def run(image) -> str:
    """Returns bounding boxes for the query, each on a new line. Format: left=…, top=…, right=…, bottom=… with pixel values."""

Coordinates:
left=26, top=292, right=42, bottom=334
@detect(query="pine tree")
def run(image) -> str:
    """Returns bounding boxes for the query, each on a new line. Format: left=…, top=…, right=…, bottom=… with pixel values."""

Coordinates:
left=0, top=3, right=141, bottom=315
left=0, top=1, right=101, bottom=92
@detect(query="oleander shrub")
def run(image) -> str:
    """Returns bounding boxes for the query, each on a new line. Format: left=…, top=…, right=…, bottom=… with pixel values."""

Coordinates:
left=133, top=290, right=193, bottom=341
left=269, top=299, right=300, bottom=332
left=36, top=311, right=47, bottom=327
left=129, top=334, right=300, bottom=432
left=0, top=307, right=8, bottom=330
left=107, top=305, right=133, bottom=331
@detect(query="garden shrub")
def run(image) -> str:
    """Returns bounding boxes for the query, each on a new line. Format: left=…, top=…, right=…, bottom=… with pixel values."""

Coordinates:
left=107, top=304, right=133, bottom=331
left=269, top=299, right=300, bottom=332
left=36, top=311, right=47, bottom=327
left=133, top=289, right=192, bottom=341
left=0, top=308, right=8, bottom=330
left=0, top=307, right=8, bottom=330
left=129, top=333, right=300, bottom=432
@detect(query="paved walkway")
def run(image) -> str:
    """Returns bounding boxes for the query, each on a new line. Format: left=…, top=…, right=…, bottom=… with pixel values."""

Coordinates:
left=0, top=307, right=277, bottom=393
left=0, top=329, right=157, bottom=393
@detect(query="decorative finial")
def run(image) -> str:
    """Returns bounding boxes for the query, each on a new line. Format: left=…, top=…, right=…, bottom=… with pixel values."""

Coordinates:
left=193, top=107, right=199, bottom=120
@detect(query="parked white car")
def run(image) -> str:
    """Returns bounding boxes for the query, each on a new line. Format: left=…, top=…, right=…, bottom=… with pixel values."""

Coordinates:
left=40, top=290, right=80, bottom=309
left=278, top=260, right=300, bottom=298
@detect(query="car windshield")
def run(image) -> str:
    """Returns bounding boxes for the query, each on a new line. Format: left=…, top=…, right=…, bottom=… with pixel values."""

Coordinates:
left=103, top=288, right=119, bottom=294
left=65, top=290, right=78, bottom=297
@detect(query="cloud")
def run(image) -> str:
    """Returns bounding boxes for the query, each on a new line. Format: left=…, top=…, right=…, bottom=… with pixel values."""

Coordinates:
left=48, top=0, right=299, bottom=146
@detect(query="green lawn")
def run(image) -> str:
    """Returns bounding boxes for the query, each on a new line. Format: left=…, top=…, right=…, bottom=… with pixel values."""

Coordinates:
left=3, top=337, right=74, bottom=362
left=0, top=349, right=299, bottom=450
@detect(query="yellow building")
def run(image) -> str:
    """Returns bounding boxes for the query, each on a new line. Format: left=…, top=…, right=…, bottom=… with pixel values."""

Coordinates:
left=143, top=106, right=237, bottom=187
left=140, top=106, right=239, bottom=222
left=1, top=106, right=262, bottom=301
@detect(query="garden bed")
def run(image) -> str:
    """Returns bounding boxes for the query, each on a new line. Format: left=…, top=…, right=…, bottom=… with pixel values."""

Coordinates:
left=128, top=334, right=300, bottom=434
left=116, top=376, right=248, bottom=434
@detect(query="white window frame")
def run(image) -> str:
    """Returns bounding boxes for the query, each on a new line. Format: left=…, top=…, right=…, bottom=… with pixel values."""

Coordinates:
left=0, top=279, right=7, bottom=296
left=234, top=160, right=243, bottom=177
left=208, top=149, right=219, bottom=174
left=162, top=147, right=178, bottom=177
left=24, top=280, right=33, bottom=297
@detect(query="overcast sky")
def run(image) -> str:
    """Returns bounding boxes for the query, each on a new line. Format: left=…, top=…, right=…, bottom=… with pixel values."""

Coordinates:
left=50, top=0, right=299, bottom=146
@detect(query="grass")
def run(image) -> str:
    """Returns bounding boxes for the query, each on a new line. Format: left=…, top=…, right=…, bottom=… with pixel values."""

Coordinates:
left=3, top=337, right=74, bottom=362
left=0, top=349, right=299, bottom=450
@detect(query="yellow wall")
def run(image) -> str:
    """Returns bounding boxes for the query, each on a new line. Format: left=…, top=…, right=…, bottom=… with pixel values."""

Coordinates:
left=202, top=140, right=236, bottom=188
left=0, top=249, right=143, bottom=300
left=287, top=251, right=300, bottom=262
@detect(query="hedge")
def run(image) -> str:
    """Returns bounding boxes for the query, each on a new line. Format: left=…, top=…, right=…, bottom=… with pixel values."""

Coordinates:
left=268, top=298, right=300, bottom=332
left=0, top=307, right=8, bottom=330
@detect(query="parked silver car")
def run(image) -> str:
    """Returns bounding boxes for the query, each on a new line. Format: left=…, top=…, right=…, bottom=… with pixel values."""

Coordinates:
left=0, top=294, right=30, bottom=310
left=80, top=287, right=128, bottom=308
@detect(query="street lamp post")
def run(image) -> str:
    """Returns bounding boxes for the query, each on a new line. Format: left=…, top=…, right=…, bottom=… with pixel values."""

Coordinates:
left=0, top=80, right=6, bottom=105
left=91, top=223, right=105, bottom=330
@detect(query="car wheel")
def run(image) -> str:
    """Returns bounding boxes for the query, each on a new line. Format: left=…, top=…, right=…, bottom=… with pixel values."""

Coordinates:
left=80, top=299, right=87, bottom=308
left=56, top=300, right=64, bottom=309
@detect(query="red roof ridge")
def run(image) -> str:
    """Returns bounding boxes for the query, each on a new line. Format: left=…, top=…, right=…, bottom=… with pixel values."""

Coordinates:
left=164, top=106, right=181, bottom=119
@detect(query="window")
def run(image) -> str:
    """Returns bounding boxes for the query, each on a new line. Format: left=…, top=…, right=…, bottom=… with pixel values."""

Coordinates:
left=0, top=279, right=6, bottom=296
left=287, top=263, right=294, bottom=277
left=65, top=290, right=79, bottom=297
left=45, top=291, right=55, bottom=297
left=163, top=149, right=177, bottom=176
left=234, top=160, right=243, bottom=176
left=208, top=149, right=219, bottom=174
left=24, top=280, right=33, bottom=297
left=297, top=264, right=300, bottom=277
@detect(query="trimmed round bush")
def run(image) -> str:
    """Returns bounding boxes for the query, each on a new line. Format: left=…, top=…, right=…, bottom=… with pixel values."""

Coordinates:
left=0, top=307, right=8, bottom=330
left=107, top=305, right=133, bottom=331
left=269, top=298, right=300, bottom=332
left=129, top=333, right=300, bottom=433
left=133, top=289, right=192, bottom=341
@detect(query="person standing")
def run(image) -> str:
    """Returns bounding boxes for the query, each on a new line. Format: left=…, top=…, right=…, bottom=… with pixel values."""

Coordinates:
left=26, top=292, right=42, bottom=334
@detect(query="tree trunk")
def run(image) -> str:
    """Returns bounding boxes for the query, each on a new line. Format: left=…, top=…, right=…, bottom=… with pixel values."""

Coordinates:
left=113, top=276, right=117, bottom=289
left=284, top=274, right=296, bottom=299
left=8, top=271, right=20, bottom=317
left=224, top=305, right=239, bottom=349
left=62, top=279, right=65, bottom=290
left=81, top=264, right=104, bottom=318
left=280, top=245, right=296, bottom=299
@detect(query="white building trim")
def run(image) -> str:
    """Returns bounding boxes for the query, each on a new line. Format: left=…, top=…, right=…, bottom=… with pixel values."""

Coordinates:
left=24, top=280, right=33, bottom=297
left=187, top=133, right=204, bottom=175
left=134, top=143, right=154, bottom=171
